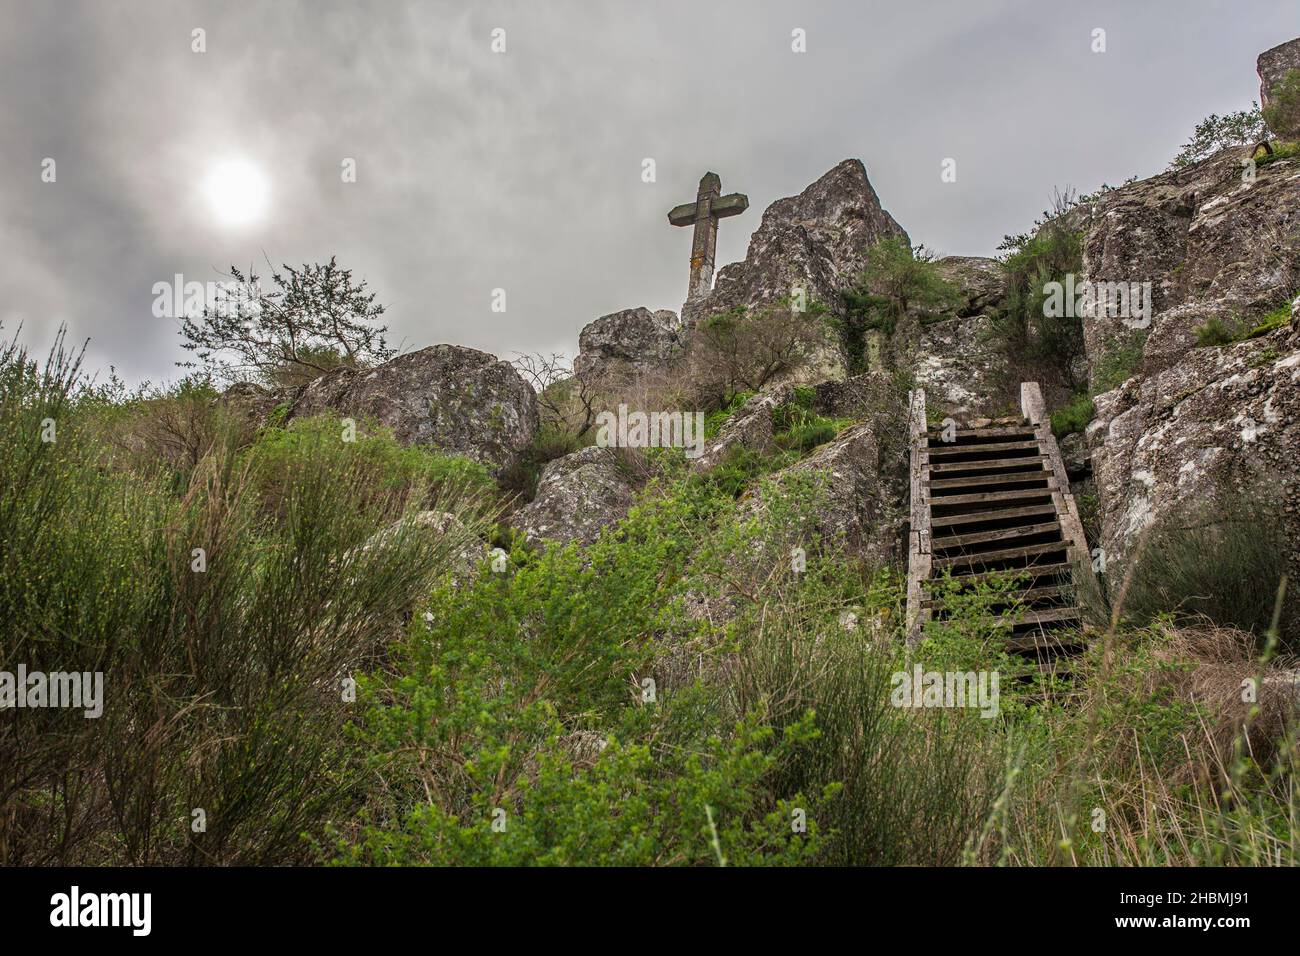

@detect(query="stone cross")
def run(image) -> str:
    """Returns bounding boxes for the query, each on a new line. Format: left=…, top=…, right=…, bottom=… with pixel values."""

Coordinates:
left=668, top=172, right=748, bottom=302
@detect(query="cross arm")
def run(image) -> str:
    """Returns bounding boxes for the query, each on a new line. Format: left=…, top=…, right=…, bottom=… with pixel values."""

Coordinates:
left=668, top=203, right=700, bottom=227
left=712, top=193, right=749, bottom=218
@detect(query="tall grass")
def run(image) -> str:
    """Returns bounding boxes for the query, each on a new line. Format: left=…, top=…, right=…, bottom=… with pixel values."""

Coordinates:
left=0, top=331, right=486, bottom=864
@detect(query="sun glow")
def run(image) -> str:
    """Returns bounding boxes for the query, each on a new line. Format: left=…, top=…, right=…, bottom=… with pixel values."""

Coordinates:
left=201, top=159, right=269, bottom=228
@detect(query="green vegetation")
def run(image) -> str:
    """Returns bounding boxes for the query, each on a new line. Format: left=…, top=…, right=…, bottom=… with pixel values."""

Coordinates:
left=1049, top=393, right=1095, bottom=439
left=1119, top=486, right=1295, bottom=646
left=1169, top=104, right=1266, bottom=168
left=835, top=238, right=961, bottom=372
left=1262, top=68, right=1300, bottom=142
left=4, top=330, right=1297, bottom=868
left=1194, top=293, right=1296, bottom=348
left=994, top=193, right=1087, bottom=392
left=1090, top=329, right=1147, bottom=393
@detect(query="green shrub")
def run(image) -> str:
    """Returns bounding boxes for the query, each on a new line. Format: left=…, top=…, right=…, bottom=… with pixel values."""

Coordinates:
left=0, top=331, right=484, bottom=865
left=1262, top=69, right=1300, bottom=141
left=1169, top=105, right=1266, bottom=168
left=1119, top=487, right=1293, bottom=645
left=246, top=413, right=493, bottom=519
left=1193, top=315, right=1241, bottom=347
left=1194, top=294, right=1295, bottom=349
left=1050, top=393, right=1095, bottom=438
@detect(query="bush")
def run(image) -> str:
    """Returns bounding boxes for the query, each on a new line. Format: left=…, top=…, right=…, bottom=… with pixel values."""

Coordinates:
left=688, top=299, right=833, bottom=408
left=247, top=414, right=493, bottom=520
left=994, top=195, right=1086, bottom=392
left=1119, top=487, right=1293, bottom=645
left=835, top=239, right=961, bottom=373
left=1169, top=105, right=1266, bottom=168
left=1262, top=69, right=1300, bottom=140
left=0, top=332, right=484, bottom=865
left=1050, top=392, right=1095, bottom=439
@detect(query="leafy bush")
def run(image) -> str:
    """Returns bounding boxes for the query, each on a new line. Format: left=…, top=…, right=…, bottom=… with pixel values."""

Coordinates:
left=0, top=332, right=484, bottom=865
left=1050, top=392, right=1095, bottom=439
left=994, top=195, right=1086, bottom=392
left=1194, top=293, right=1296, bottom=349
left=834, top=239, right=961, bottom=372
left=1169, top=105, right=1266, bottom=169
left=688, top=300, right=829, bottom=407
left=247, top=414, right=493, bottom=519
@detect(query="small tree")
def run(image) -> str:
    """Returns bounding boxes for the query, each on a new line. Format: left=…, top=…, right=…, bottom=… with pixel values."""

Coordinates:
left=512, top=352, right=599, bottom=439
left=833, top=239, right=960, bottom=372
left=1168, top=105, right=1266, bottom=168
left=179, top=256, right=393, bottom=385
left=688, top=300, right=827, bottom=407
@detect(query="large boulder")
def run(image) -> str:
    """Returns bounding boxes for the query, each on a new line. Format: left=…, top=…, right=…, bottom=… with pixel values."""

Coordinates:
left=288, top=345, right=539, bottom=476
left=1078, top=146, right=1300, bottom=381
left=511, top=445, right=636, bottom=546
left=906, top=314, right=1007, bottom=419
left=752, top=421, right=898, bottom=563
left=934, top=255, right=1007, bottom=317
left=1259, top=36, right=1300, bottom=139
left=1087, top=325, right=1300, bottom=576
left=682, top=158, right=909, bottom=327
left=574, top=307, right=683, bottom=387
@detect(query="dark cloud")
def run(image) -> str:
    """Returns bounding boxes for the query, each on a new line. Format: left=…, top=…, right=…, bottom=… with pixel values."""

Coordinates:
left=1, top=0, right=1294, bottom=383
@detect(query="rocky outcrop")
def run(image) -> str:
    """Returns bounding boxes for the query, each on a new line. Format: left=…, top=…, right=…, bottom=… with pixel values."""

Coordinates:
left=682, top=158, right=909, bottom=327
left=1078, top=147, right=1300, bottom=380
left=1087, top=325, right=1300, bottom=574
left=287, top=345, right=539, bottom=475
left=511, top=445, right=636, bottom=546
left=906, top=314, right=1006, bottom=419
left=574, top=307, right=682, bottom=386
left=753, top=422, right=897, bottom=563
left=934, top=256, right=1007, bottom=318
left=692, top=391, right=781, bottom=473
left=215, top=381, right=283, bottom=423
left=1259, top=37, right=1300, bottom=139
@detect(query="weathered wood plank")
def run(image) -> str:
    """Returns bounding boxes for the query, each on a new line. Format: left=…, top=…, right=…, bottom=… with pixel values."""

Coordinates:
left=933, top=521, right=1062, bottom=549
left=930, top=471, right=1052, bottom=490
left=933, top=540, right=1070, bottom=569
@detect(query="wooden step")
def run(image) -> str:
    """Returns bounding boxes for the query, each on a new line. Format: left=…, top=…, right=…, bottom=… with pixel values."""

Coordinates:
left=928, top=425, right=1038, bottom=440
left=933, top=540, right=1070, bottom=570
left=933, top=521, right=1062, bottom=550
left=1006, top=627, right=1086, bottom=654
left=929, top=504, right=1059, bottom=529
left=929, top=455, right=1050, bottom=474
left=928, top=561, right=1073, bottom=589
left=927, top=486, right=1058, bottom=508
left=930, top=471, right=1052, bottom=491
left=927, top=439, right=1041, bottom=458
left=922, top=583, right=1074, bottom=610
left=1006, top=606, right=1082, bottom=628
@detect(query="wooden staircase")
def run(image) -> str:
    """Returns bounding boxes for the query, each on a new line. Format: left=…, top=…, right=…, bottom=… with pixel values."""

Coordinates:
left=905, top=383, right=1097, bottom=657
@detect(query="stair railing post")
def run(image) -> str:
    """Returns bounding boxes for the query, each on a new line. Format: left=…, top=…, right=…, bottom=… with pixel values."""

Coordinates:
left=1021, top=381, right=1100, bottom=607
left=905, top=388, right=931, bottom=644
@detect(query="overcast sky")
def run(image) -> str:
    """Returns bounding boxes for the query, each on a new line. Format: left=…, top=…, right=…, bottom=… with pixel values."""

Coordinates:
left=2, top=0, right=1295, bottom=385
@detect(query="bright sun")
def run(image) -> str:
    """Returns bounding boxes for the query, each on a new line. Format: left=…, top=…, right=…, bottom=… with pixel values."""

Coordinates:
left=202, top=159, right=269, bottom=228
